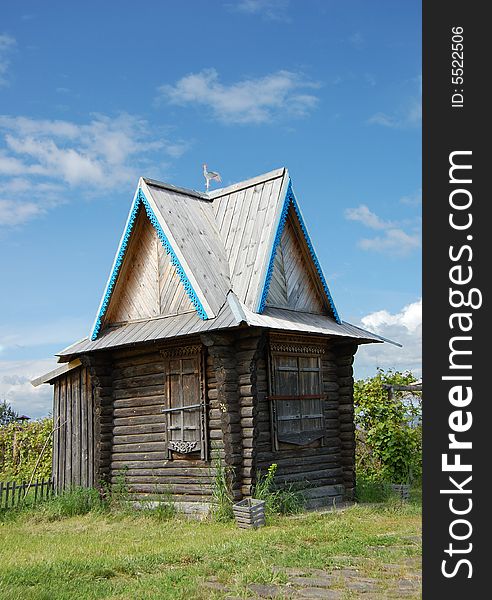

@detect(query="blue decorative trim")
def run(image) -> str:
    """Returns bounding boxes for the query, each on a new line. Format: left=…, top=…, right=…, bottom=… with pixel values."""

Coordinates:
left=90, top=188, right=207, bottom=340
left=257, top=180, right=341, bottom=323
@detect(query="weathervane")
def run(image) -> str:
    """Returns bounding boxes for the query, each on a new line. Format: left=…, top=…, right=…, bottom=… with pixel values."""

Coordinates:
left=203, top=163, right=221, bottom=192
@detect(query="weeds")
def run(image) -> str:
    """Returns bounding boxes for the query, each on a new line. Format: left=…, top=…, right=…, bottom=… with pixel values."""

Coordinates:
left=210, top=448, right=233, bottom=522
left=253, top=464, right=305, bottom=517
left=355, top=476, right=392, bottom=503
left=140, top=483, right=177, bottom=521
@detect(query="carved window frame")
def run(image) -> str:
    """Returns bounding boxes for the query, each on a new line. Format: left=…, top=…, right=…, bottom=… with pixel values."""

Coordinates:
left=160, top=344, right=208, bottom=460
left=268, top=341, right=326, bottom=450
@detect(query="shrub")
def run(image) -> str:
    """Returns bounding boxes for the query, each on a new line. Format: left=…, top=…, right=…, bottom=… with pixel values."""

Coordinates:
left=354, top=369, right=422, bottom=487
left=0, top=418, right=53, bottom=482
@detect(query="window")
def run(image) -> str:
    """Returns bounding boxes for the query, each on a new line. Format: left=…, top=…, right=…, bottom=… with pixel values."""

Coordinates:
left=161, top=346, right=207, bottom=459
left=269, top=350, right=325, bottom=448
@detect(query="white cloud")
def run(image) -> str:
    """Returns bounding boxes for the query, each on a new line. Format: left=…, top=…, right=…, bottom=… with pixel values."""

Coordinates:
left=0, top=33, right=16, bottom=86
left=0, top=358, right=56, bottom=419
left=0, top=113, right=189, bottom=226
left=345, top=204, right=395, bottom=230
left=0, top=199, right=45, bottom=226
left=400, top=189, right=422, bottom=206
left=158, top=68, right=319, bottom=124
left=354, top=299, right=422, bottom=379
left=368, top=75, right=421, bottom=128
left=226, top=0, right=290, bottom=22
left=358, top=228, right=420, bottom=256
left=345, top=203, right=420, bottom=256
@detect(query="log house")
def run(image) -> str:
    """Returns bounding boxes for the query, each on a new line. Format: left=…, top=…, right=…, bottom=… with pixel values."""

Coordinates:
left=33, top=167, right=389, bottom=511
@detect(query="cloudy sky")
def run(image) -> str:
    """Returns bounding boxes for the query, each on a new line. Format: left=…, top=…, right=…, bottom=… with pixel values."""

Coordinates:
left=1, top=1, right=421, bottom=418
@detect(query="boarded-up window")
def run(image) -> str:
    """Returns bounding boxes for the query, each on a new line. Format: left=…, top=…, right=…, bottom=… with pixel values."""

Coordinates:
left=162, top=347, right=207, bottom=459
left=270, top=352, right=325, bottom=447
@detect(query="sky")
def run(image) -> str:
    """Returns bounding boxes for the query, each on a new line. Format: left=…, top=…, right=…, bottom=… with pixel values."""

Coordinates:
left=0, top=0, right=422, bottom=418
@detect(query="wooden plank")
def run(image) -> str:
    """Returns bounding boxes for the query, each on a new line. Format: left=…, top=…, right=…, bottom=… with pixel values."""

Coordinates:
left=233, top=183, right=266, bottom=301
left=71, top=369, right=81, bottom=487
left=85, top=368, right=93, bottom=487
left=80, top=367, right=88, bottom=488
left=106, top=211, right=160, bottom=324
left=149, top=185, right=229, bottom=315
left=240, top=178, right=276, bottom=304
left=52, top=381, right=59, bottom=490
left=228, top=185, right=255, bottom=286
left=31, top=358, right=82, bottom=387
left=59, top=376, right=66, bottom=491
left=65, top=374, right=72, bottom=488
left=245, top=173, right=285, bottom=308
left=208, top=167, right=285, bottom=199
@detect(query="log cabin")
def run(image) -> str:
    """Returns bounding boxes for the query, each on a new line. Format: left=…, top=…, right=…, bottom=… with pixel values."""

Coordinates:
left=33, top=167, right=390, bottom=512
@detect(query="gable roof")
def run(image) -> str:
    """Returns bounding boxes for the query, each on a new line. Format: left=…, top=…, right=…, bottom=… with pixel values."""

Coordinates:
left=71, top=167, right=397, bottom=358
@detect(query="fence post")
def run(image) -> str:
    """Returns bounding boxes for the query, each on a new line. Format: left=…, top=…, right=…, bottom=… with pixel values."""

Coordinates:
left=11, top=482, right=16, bottom=507
left=0, top=482, right=3, bottom=509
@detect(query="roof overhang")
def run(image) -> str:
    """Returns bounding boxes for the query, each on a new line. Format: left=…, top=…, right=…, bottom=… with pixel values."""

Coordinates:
left=31, top=359, right=82, bottom=387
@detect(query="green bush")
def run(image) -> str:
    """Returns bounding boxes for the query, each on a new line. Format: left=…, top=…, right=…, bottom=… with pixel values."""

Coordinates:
left=354, top=369, right=422, bottom=487
left=0, top=419, right=53, bottom=482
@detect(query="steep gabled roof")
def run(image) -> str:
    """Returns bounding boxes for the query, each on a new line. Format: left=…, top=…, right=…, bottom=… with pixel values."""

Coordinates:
left=86, top=167, right=362, bottom=347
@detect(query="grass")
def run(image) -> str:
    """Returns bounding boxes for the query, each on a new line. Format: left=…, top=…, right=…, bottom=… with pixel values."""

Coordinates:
left=0, top=492, right=421, bottom=600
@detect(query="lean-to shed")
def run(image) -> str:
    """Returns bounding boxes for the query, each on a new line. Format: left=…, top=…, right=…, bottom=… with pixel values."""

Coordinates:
left=33, top=167, right=389, bottom=511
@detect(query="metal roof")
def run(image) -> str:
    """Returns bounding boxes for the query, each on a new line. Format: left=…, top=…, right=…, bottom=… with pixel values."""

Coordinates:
left=57, top=293, right=392, bottom=361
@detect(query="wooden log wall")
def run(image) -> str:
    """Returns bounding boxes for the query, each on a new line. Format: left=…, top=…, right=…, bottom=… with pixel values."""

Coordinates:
left=235, top=330, right=266, bottom=497
left=52, top=365, right=95, bottom=491
left=82, top=355, right=113, bottom=486
left=109, top=341, right=214, bottom=502
left=202, top=332, right=242, bottom=502
left=52, top=330, right=358, bottom=505
left=334, top=342, right=357, bottom=499
left=254, top=336, right=346, bottom=497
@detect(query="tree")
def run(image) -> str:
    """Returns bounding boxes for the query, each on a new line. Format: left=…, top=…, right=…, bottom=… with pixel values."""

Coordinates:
left=354, top=369, right=422, bottom=485
left=0, top=399, right=19, bottom=426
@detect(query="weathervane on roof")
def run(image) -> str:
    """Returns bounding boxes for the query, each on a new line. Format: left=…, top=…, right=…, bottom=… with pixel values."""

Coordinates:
left=203, top=163, right=221, bottom=192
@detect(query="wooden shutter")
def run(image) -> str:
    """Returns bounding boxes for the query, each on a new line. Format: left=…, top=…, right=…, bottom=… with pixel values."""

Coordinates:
left=271, top=352, right=324, bottom=446
left=162, top=347, right=206, bottom=459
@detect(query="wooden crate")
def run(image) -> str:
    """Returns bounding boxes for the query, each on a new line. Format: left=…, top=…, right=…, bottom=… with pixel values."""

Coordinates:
left=232, top=498, right=266, bottom=529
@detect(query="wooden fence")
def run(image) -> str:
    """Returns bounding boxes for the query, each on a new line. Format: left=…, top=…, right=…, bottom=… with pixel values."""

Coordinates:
left=0, top=479, right=54, bottom=509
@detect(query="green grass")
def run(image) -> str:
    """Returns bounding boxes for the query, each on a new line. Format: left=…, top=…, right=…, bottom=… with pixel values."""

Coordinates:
left=0, top=494, right=421, bottom=600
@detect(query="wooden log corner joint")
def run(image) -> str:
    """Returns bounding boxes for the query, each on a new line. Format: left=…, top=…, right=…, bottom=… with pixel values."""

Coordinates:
left=31, top=167, right=396, bottom=512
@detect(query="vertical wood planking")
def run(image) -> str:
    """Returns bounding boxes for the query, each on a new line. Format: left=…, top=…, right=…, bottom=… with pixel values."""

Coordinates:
left=72, top=369, right=81, bottom=487
left=80, top=366, right=88, bottom=488
left=52, top=381, right=60, bottom=490
left=65, top=373, right=72, bottom=488
left=58, top=376, right=66, bottom=491
left=87, top=368, right=94, bottom=487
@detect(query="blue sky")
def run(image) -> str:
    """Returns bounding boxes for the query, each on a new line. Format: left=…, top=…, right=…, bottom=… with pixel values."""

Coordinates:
left=1, top=0, right=421, bottom=417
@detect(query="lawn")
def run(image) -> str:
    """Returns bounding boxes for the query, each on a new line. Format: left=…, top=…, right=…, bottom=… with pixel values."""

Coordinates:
left=0, top=499, right=421, bottom=600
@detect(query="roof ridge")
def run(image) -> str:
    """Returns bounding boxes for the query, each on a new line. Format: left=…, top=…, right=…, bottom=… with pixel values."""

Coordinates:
left=142, top=178, right=209, bottom=201
left=142, top=168, right=286, bottom=202
left=207, top=167, right=286, bottom=199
